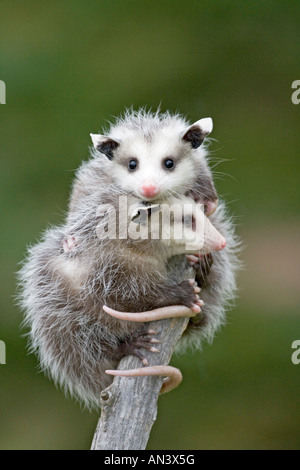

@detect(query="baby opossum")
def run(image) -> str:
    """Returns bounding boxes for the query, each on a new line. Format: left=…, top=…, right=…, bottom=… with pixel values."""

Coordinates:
left=19, top=193, right=224, bottom=405
left=66, top=108, right=238, bottom=343
left=63, top=109, right=217, bottom=250
left=18, top=109, right=239, bottom=408
left=72, top=109, right=218, bottom=216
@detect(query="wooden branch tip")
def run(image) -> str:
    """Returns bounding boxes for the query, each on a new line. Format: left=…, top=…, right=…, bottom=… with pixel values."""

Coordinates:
left=91, top=263, right=195, bottom=450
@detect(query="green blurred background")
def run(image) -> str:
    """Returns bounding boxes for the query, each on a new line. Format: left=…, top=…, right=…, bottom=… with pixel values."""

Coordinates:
left=0, top=0, right=299, bottom=450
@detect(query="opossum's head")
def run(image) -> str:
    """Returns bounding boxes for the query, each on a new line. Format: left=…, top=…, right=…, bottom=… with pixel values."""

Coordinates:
left=90, top=111, right=217, bottom=213
left=128, top=196, right=226, bottom=257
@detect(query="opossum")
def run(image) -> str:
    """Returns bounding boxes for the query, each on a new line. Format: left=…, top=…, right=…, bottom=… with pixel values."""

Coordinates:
left=65, top=108, right=238, bottom=344
left=18, top=109, right=239, bottom=408
left=63, top=109, right=217, bottom=252
left=71, top=109, right=218, bottom=216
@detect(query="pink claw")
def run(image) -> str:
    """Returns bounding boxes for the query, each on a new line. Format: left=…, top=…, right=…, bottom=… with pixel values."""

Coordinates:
left=186, top=255, right=199, bottom=265
left=191, top=304, right=201, bottom=313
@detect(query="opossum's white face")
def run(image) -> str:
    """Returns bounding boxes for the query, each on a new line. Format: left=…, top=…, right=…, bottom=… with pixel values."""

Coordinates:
left=90, top=117, right=213, bottom=202
left=109, top=131, right=195, bottom=200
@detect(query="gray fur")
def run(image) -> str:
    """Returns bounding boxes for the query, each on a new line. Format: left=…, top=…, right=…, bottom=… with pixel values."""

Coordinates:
left=18, top=109, right=240, bottom=409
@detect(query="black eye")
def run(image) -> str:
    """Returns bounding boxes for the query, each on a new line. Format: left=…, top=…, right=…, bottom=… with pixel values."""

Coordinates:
left=128, top=159, right=138, bottom=171
left=164, top=158, right=175, bottom=170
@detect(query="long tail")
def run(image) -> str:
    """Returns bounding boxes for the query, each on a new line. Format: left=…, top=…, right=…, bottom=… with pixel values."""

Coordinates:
left=105, top=365, right=182, bottom=394
left=103, top=304, right=196, bottom=322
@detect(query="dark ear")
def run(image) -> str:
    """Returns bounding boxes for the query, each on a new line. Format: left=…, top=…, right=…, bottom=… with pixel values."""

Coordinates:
left=90, top=134, right=120, bottom=160
left=182, top=117, right=213, bottom=149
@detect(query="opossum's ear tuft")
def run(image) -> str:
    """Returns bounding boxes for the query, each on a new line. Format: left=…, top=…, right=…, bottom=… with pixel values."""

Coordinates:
left=182, top=118, right=213, bottom=149
left=90, top=134, right=120, bottom=160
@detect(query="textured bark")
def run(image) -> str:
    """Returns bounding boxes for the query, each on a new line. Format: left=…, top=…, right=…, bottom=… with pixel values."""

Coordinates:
left=91, top=316, right=189, bottom=450
left=91, top=262, right=193, bottom=450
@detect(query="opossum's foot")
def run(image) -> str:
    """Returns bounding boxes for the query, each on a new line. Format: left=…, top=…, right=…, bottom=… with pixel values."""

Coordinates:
left=186, top=252, right=213, bottom=270
left=178, top=279, right=203, bottom=313
left=186, top=253, right=205, bottom=269
left=119, top=330, right=160, bottom=366
left=187, top=253, right=214, bottom=288
left=62, top=235, right=78, bottom=254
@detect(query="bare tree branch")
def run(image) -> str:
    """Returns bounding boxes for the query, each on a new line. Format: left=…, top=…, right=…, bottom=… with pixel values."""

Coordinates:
left=91, top=316, right=189, bottom=450
left=91, top=262, right=193, bottom=450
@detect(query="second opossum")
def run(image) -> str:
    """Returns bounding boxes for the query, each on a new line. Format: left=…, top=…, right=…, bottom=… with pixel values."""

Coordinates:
left=18, top=109, right=239, bottom=408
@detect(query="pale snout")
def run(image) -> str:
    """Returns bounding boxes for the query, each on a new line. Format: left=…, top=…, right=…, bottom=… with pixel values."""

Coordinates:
left=213, top=234, right=226, bottom=251
left=204, top=221, right=226, bottom=252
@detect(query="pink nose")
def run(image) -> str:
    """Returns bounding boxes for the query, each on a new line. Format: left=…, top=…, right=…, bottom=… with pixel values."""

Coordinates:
left=140, top=184, right=160, bottom=198
left=215, top=236, right=227, bottom=251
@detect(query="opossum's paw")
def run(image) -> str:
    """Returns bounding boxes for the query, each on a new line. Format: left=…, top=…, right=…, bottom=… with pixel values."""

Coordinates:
left=188, top=254, right=214, bottom=288
left=178, top=279, right=203, bottom=313
left=62, top=236, right=78, bottom=254
left=186, top=253, right=204, bottom=269
left=186, top=253, right=213, bottom=274
left=119, top=330, right=160, bottom=366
